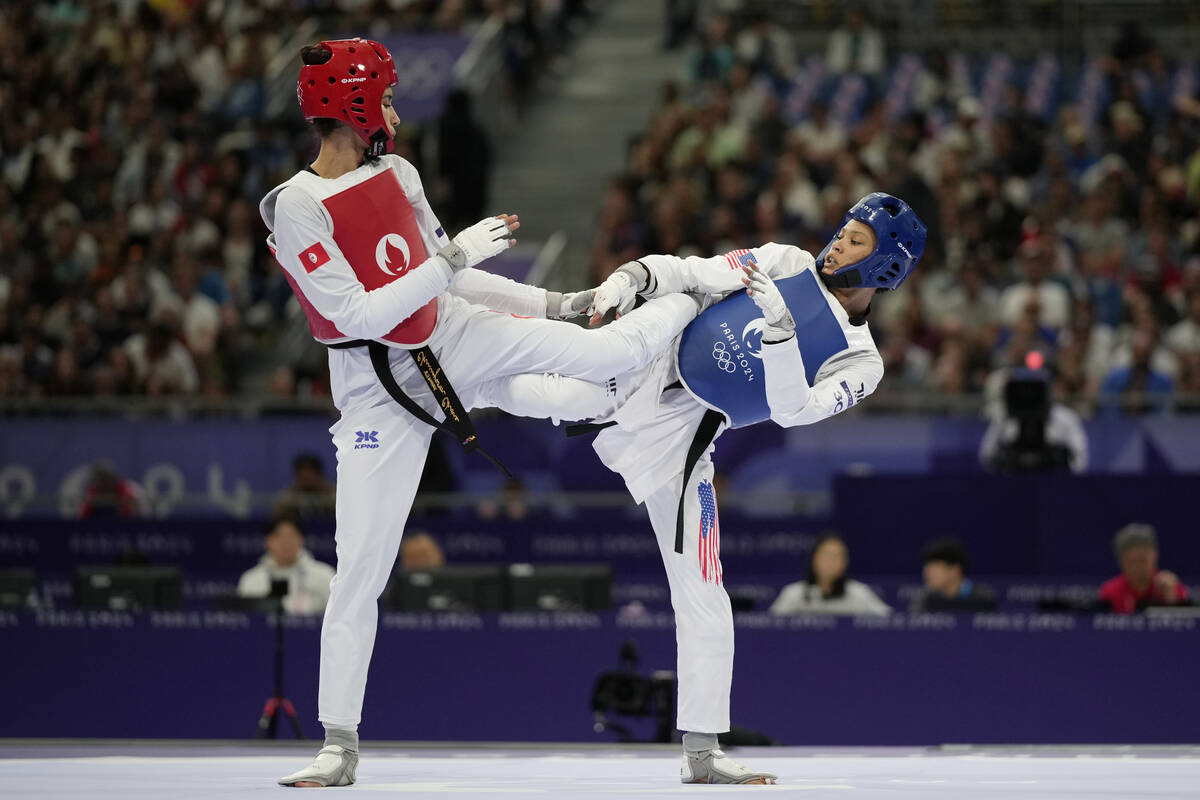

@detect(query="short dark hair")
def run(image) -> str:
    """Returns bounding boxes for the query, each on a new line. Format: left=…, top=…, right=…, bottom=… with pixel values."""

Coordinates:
left=265, top=513, right=304, bottom=538
left=921, top=538, right=969, bottom=571
left=300, top=44, right=342, bottom=137
left=293, top=453, right=323, bottom=475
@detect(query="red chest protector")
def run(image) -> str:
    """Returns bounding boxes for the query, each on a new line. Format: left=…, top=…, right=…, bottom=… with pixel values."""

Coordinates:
left=284, top=168, right=439, bottom=347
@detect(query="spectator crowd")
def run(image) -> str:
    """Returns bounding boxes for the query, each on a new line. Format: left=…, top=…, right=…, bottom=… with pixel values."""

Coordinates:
left=3, top=4, right=1200, bottom=416
left=591, top=11, right=1200, bottom=415
left=0, top=0, right=585, bottom=405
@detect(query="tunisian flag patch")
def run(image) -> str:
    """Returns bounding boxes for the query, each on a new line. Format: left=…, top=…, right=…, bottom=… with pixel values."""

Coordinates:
left=299, top=242, right=330, bottom=273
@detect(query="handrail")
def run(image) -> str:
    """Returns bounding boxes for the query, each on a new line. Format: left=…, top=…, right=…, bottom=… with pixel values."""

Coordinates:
left=265, top=19, right=320, bottom=118
left=527, top=231, right=569, bottom=289
left=452, top=13, right=504, bottom=91
left=0, top=392, right=1197, bottom=418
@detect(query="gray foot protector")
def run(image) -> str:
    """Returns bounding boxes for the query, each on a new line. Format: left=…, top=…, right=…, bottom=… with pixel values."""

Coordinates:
left=680, top=748, right=778, bottom=785
left=278, top=745, right=359, bottom=787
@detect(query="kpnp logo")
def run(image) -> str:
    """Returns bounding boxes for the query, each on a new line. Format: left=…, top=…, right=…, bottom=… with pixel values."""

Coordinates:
left=354, top=431, right=380, bottom=450
left=374, top=233, right=411, bottom=276
left=341, top=77, right=367, bottom=83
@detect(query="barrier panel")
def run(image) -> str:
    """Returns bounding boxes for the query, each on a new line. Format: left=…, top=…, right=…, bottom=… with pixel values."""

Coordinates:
left=3, top=610, right=1196, bottom=744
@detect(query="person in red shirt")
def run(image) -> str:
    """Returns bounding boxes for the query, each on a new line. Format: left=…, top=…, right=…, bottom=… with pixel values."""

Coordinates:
left=77, top=460, right=147, bottom=519
left=1098, top=523, right=1191, bottom=613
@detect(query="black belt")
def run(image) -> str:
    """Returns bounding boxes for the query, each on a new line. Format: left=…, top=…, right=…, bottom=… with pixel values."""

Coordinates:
left=329, top=340, right=511, bottom=477
left=560, top=377, right=724, bottom=554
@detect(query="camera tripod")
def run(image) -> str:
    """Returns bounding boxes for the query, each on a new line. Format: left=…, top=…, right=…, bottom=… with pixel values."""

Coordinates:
left=256, top=587, right=306, bottom=739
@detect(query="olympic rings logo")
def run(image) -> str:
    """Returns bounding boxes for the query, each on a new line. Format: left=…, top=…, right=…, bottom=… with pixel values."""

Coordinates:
left=393, top=50, right=454, bottom=97
left=712, top=342, right=737, bottom=373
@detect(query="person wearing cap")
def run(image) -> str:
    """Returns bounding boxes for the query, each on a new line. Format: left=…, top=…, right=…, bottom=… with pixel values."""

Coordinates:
left=1099, top=524, right=1191, bottom=614
left=909, top=538, right=997, bottom=613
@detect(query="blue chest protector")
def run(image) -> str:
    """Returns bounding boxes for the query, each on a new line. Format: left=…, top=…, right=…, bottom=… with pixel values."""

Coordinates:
left=676, top=269, right=848, bottom=428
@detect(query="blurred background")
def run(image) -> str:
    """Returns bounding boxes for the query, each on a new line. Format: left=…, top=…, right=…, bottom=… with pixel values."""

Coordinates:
left=1, top=0, right=1198, bottom=748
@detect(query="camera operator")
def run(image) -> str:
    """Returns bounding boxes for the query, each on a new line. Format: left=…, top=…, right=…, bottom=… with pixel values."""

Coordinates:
left=980, top=362, right=1087, bottom=474
left=237, top=515, right=335, bottom=615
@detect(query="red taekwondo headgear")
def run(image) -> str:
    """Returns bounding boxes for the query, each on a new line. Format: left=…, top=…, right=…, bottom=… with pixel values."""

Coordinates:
left=298, top=38, right=399, bottom=157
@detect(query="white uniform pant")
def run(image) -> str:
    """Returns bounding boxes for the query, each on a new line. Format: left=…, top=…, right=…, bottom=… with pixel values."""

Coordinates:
left=317, top=294, right=697, bottom=728
left=642, top=424, right=734, bottom=734
left=486, top=373, right=734, bottom=735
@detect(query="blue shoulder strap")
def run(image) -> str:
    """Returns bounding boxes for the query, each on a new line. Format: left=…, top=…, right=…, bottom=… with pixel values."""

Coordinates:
left=676, top=268, right=848, bottom=428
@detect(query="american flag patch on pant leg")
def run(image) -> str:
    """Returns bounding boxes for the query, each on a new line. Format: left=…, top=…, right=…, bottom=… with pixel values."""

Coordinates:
left=697, top=479, right=722, bottom=585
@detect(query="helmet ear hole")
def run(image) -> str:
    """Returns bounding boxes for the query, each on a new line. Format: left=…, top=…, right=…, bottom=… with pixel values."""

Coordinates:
left=890, top=231, right=897, bottom=239
left=328, top=76, right=336, bottom=84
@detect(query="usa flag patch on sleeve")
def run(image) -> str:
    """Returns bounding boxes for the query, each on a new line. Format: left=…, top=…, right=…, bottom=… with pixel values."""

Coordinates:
left=723, top=249, right=757, bottom=270
left=299, top=242, right=330, bottom=273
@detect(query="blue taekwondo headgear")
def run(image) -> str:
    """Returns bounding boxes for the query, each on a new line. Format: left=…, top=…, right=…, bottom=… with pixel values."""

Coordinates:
left=816, top=192, right=927, bottom=291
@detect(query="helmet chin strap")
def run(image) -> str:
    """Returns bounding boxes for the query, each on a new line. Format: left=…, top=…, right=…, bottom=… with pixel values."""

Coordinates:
left=365, top=130, right=391, bottom=160
left=819, top=265, right=863, bottom=289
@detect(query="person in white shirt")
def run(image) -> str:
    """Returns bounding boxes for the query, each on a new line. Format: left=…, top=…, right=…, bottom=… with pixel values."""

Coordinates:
left=825, top=9, right=885, bottom=77
left=979, top=367, right=1088, bottom=474
left=998, top=238, right=1072, bottom=330
left=237, top=516, right=335, bottom=616
left=769, top=534, right=890, bottom=616
left=1165, top=291, right=1200, bottom=355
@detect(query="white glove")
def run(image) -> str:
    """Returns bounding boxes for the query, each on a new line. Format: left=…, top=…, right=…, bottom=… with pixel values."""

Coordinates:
left=589, top=261, right=648, bottom=324
left=438, top=215, right=517, bottom=270
left=742, top=263, right=794, bottom=341
left=544, top=290, right=594, bottom=320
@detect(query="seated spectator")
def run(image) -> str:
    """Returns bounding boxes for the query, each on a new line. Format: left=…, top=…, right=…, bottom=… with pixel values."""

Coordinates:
left=688, top=14, right=734, bottom=84
left=236, top=516, right=334, bottom=615
left=275, top=453, right=336, bottom=518
left=825, top=8, right=885, bottom=77
left=999, top=237, right=1072, bottom=331
left=401, top=532, right=446, bottom=570
left=77, top=460, right=148, bottom=519
left=476, top=477, right=529, bottom=521
left=769, top=534, right=890, bottom=616
left=734, top=13, right=795, bottom=80
left=1098, top=523, right=1191, bottom=613
left=910, top=538, right=997, bottom=612
left=1164, top=290, right=1200, bottom=356
left=123, top=317, right=199, bottom=396
left=1099, top=330, right=1174, bottom=414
